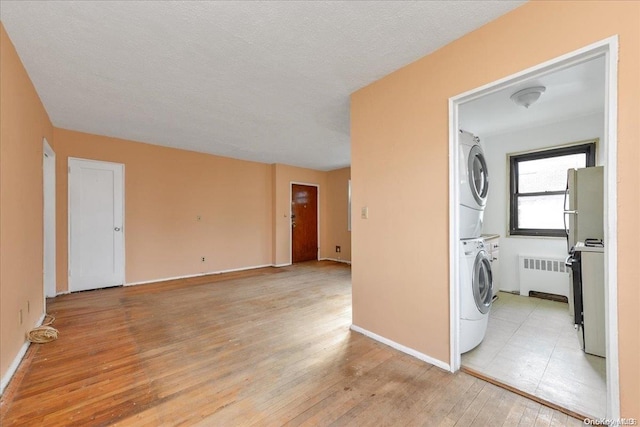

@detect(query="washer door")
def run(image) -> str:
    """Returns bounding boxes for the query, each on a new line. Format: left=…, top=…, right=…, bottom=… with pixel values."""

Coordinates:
left=472, top=250, right=493, bottom=314
left=467, top=145, right=489, bottom=206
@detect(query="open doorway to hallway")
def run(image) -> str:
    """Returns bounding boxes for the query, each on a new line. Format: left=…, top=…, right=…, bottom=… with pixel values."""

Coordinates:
left=43, top=139, right=56, bottom=302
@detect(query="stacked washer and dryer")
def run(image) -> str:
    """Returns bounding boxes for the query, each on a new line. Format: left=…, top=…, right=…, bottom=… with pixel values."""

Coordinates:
left=459, top=130, right=493, bottom=354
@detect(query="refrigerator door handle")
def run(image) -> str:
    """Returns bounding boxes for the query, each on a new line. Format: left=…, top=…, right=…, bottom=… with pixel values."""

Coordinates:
left=563, top=210, right=576, bottom=237
left=563, top=184, right=572, bottom=237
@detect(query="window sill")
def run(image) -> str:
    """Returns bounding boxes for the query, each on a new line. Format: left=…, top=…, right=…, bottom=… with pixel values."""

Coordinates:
left=505, top=233, right=566, bottom=240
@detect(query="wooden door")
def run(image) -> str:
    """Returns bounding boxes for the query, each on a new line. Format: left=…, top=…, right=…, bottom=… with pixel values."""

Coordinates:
left=69, top=158, right=125, bottom=291
left=291, top=184, right=318, bottom=263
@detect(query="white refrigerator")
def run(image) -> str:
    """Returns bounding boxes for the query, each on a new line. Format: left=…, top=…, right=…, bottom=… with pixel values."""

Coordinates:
left=564, top=166, right=606, bottom=357
left=564, top=166, right=604, bottom=252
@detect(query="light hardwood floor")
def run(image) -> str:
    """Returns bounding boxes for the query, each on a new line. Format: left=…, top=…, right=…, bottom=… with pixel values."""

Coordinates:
left=1, top=261, right=582, bottom=426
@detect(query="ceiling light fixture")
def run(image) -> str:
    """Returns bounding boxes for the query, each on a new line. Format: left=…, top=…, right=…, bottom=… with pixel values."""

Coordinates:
left=510, top=86, right=546, bottom=108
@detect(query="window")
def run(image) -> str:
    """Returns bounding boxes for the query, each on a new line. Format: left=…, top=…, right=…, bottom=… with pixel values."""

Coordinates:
left=509, top=142, right=596, bottom=237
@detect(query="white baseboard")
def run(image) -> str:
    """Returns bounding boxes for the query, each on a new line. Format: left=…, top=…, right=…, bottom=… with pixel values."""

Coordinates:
left=320, top=257, right=351, bottom=265
left=350, top=324, right=450, bottom=372
left=68, top=260, right=344, bottom=291
left=1, top=313, right=46, bottom=395
left=125, top=263, right=273, bottom=287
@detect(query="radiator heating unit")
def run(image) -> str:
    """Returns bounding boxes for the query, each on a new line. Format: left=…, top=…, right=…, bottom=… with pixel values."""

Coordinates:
left=518, top=255, right=570, bottom=300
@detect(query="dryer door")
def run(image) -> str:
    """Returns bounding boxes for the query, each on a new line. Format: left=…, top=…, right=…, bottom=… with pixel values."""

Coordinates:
left=467, top=145, right=489, bottom=206
left=472, top=250, right=493, bottom=314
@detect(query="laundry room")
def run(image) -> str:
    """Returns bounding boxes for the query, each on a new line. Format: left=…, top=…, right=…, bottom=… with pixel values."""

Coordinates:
left=456, top=54, right=609, bottom=419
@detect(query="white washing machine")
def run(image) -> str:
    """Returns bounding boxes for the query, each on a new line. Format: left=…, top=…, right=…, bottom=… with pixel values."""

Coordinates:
left=459, top=130, right=489, bottom=239
left=460, top=237, right=493, bottom=353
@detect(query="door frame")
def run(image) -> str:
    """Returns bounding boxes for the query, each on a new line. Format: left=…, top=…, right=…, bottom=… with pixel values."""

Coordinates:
left=289, top=182, right=320, bottom=264
left=448, top=36, right=619, bottom=417
left=68, top=157, right=126, bottom=291
left=43, top=139, right=56, bottom=302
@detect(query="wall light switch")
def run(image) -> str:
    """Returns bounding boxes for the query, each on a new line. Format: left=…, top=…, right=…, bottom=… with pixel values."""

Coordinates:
left=361, top=207, right=368, bottom=219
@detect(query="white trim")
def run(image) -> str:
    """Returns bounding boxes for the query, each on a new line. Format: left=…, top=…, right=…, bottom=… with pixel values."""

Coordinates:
left=319, top=257, right=352, bottom=265
left=125, top=264, right=273, bottom=287
left=350, top=324, right=450, bottom=372
left=603, top=37, right=619, bottom=419
left=289, top=181, right=321, bottom=264
left=0, top=343, right=29, bottom=396
left=124, top=258, right=354, bottom=287
left=122, top=164, right=126, bottom=284
left=43, top=139, right=56, bottom=302
left=0, top=313, right=46, bottom=395
left=347, top=179, right=352, bottom=232
left=42, top=138, right=55, bottom=156
left=448, top=105, right=461, bottom=373
left=448, top=36, right=619, bottom=418
left=66, top=157, right=70, bottom=288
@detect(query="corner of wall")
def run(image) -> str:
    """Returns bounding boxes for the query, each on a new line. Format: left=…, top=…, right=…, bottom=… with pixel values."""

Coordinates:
left=0, top=22, right=54, bottom=390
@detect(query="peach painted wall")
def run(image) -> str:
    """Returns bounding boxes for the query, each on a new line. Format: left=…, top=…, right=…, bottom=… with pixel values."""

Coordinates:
left=52, top=131, right=349, bottom=290
left=0, top=24, right=53, bottom=382
left=52, top=128, right=273, bottom=290
left=324, top=167, right=351, bottom=262
left=351, top=0, right=639, bottom=416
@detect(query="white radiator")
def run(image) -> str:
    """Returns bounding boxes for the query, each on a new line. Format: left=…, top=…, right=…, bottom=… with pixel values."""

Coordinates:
left=518, top=255, right=570, bottom=299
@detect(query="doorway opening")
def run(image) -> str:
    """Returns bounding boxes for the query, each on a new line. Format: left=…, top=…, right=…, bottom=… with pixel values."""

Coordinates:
left=449, top=37, right=618, bottom=419
left=43, top=139, right=56, bottom=304
left=290, top=183, right=319, bottom=263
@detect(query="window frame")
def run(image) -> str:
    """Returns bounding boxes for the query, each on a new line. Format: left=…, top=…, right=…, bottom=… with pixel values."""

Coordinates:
left=509, top=141, right=596, bottom=237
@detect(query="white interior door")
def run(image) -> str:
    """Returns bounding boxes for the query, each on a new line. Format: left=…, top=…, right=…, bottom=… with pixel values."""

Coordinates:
left=69, top=158, right=124, bottom=292
left=43, top=139, right=56, bottom=298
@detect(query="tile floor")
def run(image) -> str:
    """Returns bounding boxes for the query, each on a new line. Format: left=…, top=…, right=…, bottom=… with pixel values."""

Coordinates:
left=462, top=291, right=607, bottom=418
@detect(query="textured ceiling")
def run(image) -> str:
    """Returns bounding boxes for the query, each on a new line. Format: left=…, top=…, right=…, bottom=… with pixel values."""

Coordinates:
left=460, top=55, right=605, bottom=138
left=1, top=1, right=524, bottom=170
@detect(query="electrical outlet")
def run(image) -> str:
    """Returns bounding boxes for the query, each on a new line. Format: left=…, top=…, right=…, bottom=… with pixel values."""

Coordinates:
left=201, top=257, right=206, bottom=262
left=336, top=246, right=341, bottom=253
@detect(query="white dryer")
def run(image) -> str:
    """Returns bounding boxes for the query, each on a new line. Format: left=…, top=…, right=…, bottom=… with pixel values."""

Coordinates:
left=459, top=130, right=489, bottom=239
left=460, top=238, right=493, bottom=353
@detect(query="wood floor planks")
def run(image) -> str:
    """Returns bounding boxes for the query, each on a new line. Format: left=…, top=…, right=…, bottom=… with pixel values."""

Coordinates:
left=1, top=261, right=581, bottom=426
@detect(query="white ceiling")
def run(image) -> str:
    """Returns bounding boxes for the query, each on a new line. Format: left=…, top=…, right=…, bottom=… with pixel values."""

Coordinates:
left=0, top=1, right=525, bottom=170
left=459, top=55, right=605, bottom=139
